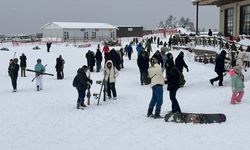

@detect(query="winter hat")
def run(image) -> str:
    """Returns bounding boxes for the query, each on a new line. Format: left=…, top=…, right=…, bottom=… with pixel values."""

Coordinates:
left=150, top=57, right=158, bottom=65
left=37, top=58, right=41, bottom=63
left=220, top=50, right=227, bottom=57
left=82, top=65, right=88, bottom=70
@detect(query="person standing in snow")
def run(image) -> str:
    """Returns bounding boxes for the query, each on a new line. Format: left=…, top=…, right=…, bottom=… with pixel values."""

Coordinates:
left=8, top=58, right=19, bottom=92
left=126, top=43, right=133, bottom=60
left=236, top=47, right=247, bottom=72
left=136, top=42, right=144, bottom=57
left=104, top=60, right=119, bottom=100
left=147, top=58, right=165, bottom=118
left=20, top=53, right=27, bottom=77
left=35, top=59, right=45, bottom=91
left=73, top=65, right=93, bottom=109
left=102, top=43, right=110, bottom=62
left=86, top=50, right=96, bottom=72
left=55, top=55, right=65, bottom=79
left=137, top=51, right=149, bottom=85
left=228, top=66, right=245, bottom=104
left=46, top=41, right=52, bottom=52
left=210, top=50, right=227, bottom=86
left=165, top=53, right=182, bottom=113
left=95, top=48, right=103, bottom=72
left=152, top=50, right=164, bottom=68
left=208, top=29, right=213, bottom=36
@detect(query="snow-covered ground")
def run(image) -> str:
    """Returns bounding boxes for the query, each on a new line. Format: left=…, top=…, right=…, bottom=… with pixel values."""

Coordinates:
left=0, top=39, right=250, bottom=150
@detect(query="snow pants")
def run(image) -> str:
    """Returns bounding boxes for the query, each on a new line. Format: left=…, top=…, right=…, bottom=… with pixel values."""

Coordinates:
left=231, top=91, right=244, bottom=104
left=36, top=75, right=43, bottom=90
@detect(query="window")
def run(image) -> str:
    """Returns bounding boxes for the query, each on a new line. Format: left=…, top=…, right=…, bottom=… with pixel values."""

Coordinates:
left=128, top=28, right=133, bottom=31
left=92, top=32, right=96, bottom=39
left=84, top=32, right=89, bottom=39
left=63, top=32, right=69, bottom=40
left=240, top=5, right=250, bottom=35
left=225, top=8, right=234, bottom=37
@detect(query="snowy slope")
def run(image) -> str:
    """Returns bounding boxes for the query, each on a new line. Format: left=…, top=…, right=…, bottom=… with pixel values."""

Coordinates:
left=0, top=41, right=250, bottom=150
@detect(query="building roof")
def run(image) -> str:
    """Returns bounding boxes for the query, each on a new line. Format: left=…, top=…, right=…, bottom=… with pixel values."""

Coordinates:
left=192, top=0, right=246, bottom=6
left=42, top=22, right=117, bottom=29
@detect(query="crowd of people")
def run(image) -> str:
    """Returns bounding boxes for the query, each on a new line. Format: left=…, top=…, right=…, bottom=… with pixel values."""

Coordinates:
left=7, top=36, right=248, bottom=117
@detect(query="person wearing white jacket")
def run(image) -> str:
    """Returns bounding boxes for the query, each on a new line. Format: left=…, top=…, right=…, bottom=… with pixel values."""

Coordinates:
left=236, top=47, right=247, bottom=72
left=147, top=58, right=165, bottom=119
left=104, top=60, right=119, bottom=100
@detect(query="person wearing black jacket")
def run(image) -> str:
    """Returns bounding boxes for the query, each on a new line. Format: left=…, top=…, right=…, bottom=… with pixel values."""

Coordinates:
left=86, top=50, right=95, bottom=72
left=95, top=48, right=103, bottom=72
left=107, top=48, right=121, bottom=70
left=55, top=55, right=65, bottom=79
left=137, top=51, right=149, bottom=85
left=20, top=53, right=27, bottom=77
left=210, top=50, right=227, bottom=86
left=175, top=51, right=189, bottom=73
left=152, top=50, right=163, bottom=68
left=165, top=53, right=182, bottom=113
left=8, top=58, right=20, bottom=92
left=73, top=66, right=92, bottom=109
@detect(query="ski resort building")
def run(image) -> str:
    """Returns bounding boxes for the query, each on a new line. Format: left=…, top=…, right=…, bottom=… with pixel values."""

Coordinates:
left=193, top=0, right=250, bottom=37
left=41, top=22, right=117, bottom=42
left=116, top=26, right=144, bottom=37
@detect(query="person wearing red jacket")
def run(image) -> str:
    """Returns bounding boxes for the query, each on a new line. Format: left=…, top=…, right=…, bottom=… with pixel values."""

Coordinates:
left=102, top=43, right=110, bottom=62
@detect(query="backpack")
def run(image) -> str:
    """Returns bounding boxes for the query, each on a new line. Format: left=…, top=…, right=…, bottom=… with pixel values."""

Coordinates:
left=176, top=68, right=186, bottom=87
left=72, top=76, right=79, bottom=87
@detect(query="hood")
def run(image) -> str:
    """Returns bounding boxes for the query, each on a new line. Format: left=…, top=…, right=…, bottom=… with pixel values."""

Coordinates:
left=228, top=69, right=235, bottom=76
left=220, top=50, right=227, bottom=57
left=105, top=60, right=114, bottom=68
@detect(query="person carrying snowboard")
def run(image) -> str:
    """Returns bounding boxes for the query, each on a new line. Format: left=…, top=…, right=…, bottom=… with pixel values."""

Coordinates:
left=147, top=57, right=165, bottom=118
left=73, top=65, right=93, bottom=109
left=8, top=58, right=19, bottom=92
left=166, top=53, right=182, bottom=113
left=229, top=66, right=245, bottom=104
left=104, top=60, right=119, bottom=100
left=35, top=59, right=45, bottom=91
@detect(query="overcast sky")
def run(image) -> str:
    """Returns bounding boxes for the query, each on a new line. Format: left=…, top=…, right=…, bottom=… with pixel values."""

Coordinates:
left=0, top=0, right=219, bottom=35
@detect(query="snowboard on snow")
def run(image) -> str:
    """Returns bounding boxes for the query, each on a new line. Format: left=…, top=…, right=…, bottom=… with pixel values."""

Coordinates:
left=164, top=112, right=226, bottom=124
left=26, top=69, right=54, bottom=76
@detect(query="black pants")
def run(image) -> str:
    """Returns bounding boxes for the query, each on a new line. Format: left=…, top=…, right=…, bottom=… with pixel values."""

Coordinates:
left=140, top=69, right=148, bottom=85
left=169, top=89, right=181, bottom=113
left=107, top=82, right=117, bottom=98
left=211, top=71, right=223, bottom=85
left=56, top=70, right=64, bottom=80
left=11, top=76, right=17, bottom=90
left=128, top=52, right=132, bottom=60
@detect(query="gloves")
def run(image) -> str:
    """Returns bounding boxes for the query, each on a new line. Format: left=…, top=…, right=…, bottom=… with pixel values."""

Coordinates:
left=89, top=79, right=93, bottom=85
left=186, top=68, right=189, bottom=72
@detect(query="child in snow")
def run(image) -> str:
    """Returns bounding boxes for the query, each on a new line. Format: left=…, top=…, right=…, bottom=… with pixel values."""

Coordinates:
left=104, top=60, right=119, bottom=100
left=35, top=59, right=45, bottom=91
left=229, top=66, right=245, bottom=104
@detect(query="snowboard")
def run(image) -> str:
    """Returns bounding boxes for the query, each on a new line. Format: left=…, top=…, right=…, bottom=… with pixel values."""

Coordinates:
left=26, top=69, right=54, bottom=76
left=164, top=112, right=226, bottom=124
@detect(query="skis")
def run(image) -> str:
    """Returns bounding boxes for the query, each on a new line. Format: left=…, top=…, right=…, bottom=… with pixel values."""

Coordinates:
left=26, top=69, right=54, bottom=76
left=94, top=73, right=106, bottom=105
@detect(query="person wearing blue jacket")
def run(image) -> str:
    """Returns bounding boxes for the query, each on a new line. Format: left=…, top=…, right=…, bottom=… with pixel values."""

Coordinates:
left=136, top=42, right=143, bottom=57
left=35, top=59, right=45, bottom=91
left=126, top=43, right=133, bottom=60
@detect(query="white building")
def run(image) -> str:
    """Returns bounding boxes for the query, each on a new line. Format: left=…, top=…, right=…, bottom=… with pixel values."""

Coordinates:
left=41, top=22, right=117, bottom=42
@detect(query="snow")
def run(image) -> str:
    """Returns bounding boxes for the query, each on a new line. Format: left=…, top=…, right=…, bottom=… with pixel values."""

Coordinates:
left=0, top=39, right=250, bottom=150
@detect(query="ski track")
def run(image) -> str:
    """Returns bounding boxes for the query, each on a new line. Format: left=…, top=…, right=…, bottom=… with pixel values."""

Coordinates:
left=0, top=40, right=250, bottom=150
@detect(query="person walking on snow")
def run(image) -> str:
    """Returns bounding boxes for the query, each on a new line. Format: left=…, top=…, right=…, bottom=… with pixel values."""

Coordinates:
left=104, top=60, right=119, bottom=100
left=228, top=66, right=245, bottom=104
left=147, top=58, right=165, bottom=119
left=55, top=55, right=65, bottom=79
left=210, top=50, right=228, bottom=86
left=73, top=65, right=93, bottom=109
left=95, top=48, right=103, bottom=72
left=137, top=51, right=149, bottom=85
left=8, top=58, right=19, bottom=92
left=35, top=59, right=45, bottom=91
left=126, top=43, right=133, bottom=60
